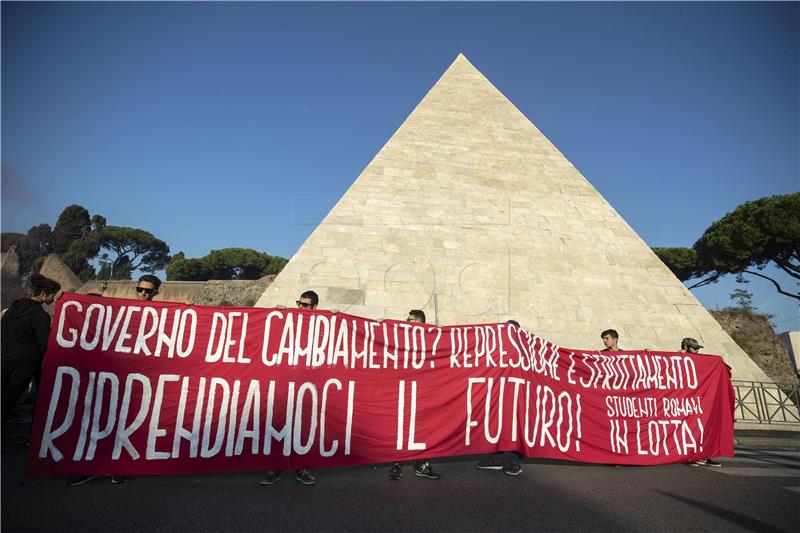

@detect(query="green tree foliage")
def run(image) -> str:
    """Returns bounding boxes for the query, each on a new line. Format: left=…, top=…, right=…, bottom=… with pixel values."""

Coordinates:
left=167, top=248, right=288, bottom=281
left=63, top=237, right=101, bottom=281
left=51, top=205, right=91, bottom=253
left=652, top=247, right=698, bottom=281
left=1, top=206, right=105, bottom=281
left=729, top=288, right=754, bottom=311
left=98, top=226, right=171, bottom=279
left=2, top=206, right=169, bottom=283
left=206, top=248, right=286, bottom=279
left=0, top=232, right=26, bottom=253
left=654, top=193, right=799, bottom=300
left=96, top=262, right=113, bottom=281
left=1, top=224, right=53, bottom=279
left=24, top=224, right=53, bottom=254
left=55, top=208, right=106, bottom=281
left=165, top=253, right=213, bottom=281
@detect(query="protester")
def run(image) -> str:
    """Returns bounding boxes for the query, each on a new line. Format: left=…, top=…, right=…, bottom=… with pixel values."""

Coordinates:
left=680, top=337, right=723, bottom=468
left=132, top=274, right=160, bottom=300
left=600, top=329, right=621, bottom=352
left=476, top=320, right=525, bottom=476
left=388, top=309, right=442, bottom=481
left=66, top=277, right=162, bottom=487
left=1, top=274, right=61, bottom=424
left=680, top=337, right=702, bottom=354
left=260, top=290, right=320, bottom=486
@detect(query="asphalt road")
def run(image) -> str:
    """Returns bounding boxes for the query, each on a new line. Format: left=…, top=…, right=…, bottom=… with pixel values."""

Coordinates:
left=2, top=421, right=798, bottom=533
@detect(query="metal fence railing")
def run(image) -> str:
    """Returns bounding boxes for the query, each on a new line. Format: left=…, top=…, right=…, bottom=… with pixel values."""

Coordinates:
left=732, top=380, right=800, bottom=425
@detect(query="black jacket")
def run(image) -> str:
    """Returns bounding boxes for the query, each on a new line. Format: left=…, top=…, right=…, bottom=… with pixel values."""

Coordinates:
left=1, top=299, right=51, bottom=362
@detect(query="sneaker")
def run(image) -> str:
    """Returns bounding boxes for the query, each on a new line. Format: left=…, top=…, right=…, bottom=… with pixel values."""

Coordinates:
left=414, top=462, right=441, bottom=480
left=111, top=476, right=129, bottom=484
left=66, top=476, right=97, bottom=487
left=702, top=459, right=723, bottom=467
left=295, top=469, right=316, bottom=485
left=259, top=471, right=282, bottom=485
left=476, top=458, right=503, bottom=471
left=389, top=462, right=403, bottom=480
left=687, top=460, right=705, bottom=467
left=504, top=465, right=523, bottom=476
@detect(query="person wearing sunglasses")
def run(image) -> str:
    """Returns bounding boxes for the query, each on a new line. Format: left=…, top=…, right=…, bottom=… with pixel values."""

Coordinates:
left=295, top=290, right=318, bottom=310
left=135, top=275, right=161, bottom=301
left=67, top=275, right=161, bottom=487
left=388, top=309, right=442, bottom=481
left=260, top=290, right=319, bottom=486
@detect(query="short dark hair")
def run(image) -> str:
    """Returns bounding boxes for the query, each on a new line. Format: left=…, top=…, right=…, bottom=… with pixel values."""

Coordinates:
left=681, top=337, right=703, bottom=351
left=300, top=290, right=319, bottom=306
left=601, top=329, right=619, bottom=339
left=138, top=275, right=162, bottom=290
left=30, top=273, right=61, bottom=296
left=506, top=320, right=520, bottom=328
left=408, top=309, right=426, bottom=323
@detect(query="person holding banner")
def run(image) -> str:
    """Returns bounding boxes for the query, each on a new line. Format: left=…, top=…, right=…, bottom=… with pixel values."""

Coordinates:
left=66, top=276, right=163, bottom=487
left=26, top=288, right=737, bottom=480
left=388, top=309, right=442, bottom=481
left=1, top=274, right=61, bottom=424
left=476, top=321, right=525, bottom=476
left=680, top=337, right=724, bottom=468
left=600, top=329, right=621, bottom=352
left=260, top=290, right=321, bottom=486
left=134, top=274, right=160, bottom=301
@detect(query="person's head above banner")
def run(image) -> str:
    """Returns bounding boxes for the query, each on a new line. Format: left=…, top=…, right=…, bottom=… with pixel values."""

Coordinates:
left=600, top=329, right=620, bottom=352
left=135, top=275, right=161, bottom=302
left=681, top=338, right=704, bottom=354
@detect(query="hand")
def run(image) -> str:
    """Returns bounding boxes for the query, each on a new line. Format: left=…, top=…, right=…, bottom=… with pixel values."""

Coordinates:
left=276, top=305, right=287, bottom=310
left=329, top=308, right=339, bottom=314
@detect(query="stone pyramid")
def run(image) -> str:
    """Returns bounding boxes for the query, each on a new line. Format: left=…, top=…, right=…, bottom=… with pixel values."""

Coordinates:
left=256, top=54, right=768, bottom=382
left=39, top=254, right=82, bottom=292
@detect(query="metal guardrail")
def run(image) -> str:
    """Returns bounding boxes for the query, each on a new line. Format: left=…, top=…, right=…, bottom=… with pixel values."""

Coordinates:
left=732, top=380, right=800, bottom=424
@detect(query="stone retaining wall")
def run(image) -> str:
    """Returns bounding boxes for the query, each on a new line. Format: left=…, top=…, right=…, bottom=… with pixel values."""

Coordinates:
left=77, top=276, right=275, bottom=307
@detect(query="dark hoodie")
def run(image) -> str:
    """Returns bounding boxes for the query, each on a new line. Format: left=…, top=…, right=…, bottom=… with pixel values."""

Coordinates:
left=1, top=299, right=51, bottom=362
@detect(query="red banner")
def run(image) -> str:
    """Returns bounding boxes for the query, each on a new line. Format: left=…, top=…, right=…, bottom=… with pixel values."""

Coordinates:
left=27, top=294, right=734, bottom=477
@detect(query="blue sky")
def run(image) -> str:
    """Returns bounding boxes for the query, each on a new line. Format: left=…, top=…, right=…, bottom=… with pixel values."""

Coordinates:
left=2, top=2, right=798, bottom=328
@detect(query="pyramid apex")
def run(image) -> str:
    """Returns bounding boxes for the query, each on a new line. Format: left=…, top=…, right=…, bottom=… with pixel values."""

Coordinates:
left=443, top=53, right=481, bottom=77
left=452, top=53, right=471, bottom=65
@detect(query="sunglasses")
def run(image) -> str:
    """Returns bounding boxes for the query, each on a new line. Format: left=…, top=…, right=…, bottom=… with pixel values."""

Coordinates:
left=296, top=300, right=314, bottom=309
left=136, top=287, right=156, bottom=295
